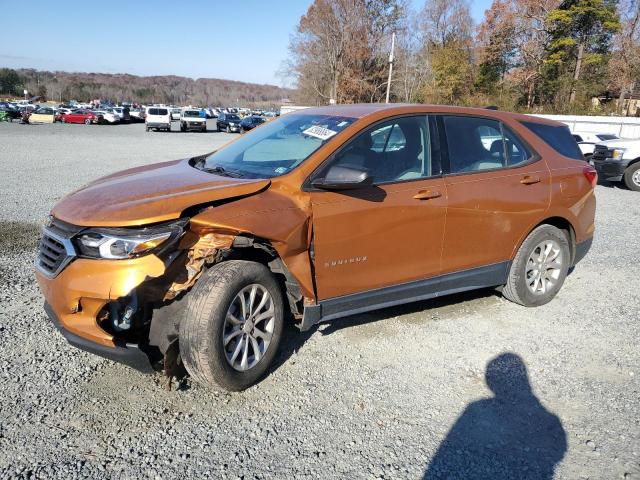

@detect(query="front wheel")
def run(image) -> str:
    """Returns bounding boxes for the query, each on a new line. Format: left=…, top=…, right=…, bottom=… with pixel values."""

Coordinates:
left=84, top=118, right=91, bottom=125
left=502, top=224, right=570, bottom=307
left=180, top=260, right=284, bottom=391
left=226, top=125, right=231, bottom=133
left=623, top=162, right=640, bottom=191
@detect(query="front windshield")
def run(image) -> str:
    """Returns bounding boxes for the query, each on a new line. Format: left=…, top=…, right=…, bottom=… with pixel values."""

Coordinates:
left=226, top=115, right=240, bottom=122
left=183, top=110, right=200, bottom=117
left=203, top=113, right=356, bottom=178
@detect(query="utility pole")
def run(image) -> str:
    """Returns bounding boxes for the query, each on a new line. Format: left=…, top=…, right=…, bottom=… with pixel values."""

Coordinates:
left=385, top=32, right=395, bottom=104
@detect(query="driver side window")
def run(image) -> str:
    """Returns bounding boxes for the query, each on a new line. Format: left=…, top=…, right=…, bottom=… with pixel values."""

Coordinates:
left=331, top=116, right=431, bottom=184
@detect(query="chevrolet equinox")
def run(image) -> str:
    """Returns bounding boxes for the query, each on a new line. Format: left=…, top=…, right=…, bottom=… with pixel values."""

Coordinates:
left=36, top=104, right=596, bottom=391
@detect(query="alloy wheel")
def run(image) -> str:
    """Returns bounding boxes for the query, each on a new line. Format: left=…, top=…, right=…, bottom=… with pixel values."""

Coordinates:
left=525, top=240, right=563, bottom=295
left=222, top=284, right=275, bottom=372
left=632, top=169, right=640, bottom=187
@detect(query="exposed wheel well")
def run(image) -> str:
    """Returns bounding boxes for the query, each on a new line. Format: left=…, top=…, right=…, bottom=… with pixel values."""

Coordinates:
left=221, top=236, right=304, bottom=320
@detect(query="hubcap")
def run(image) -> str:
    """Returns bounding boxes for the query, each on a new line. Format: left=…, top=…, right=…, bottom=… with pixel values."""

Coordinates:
left=222, top=284, right=275, bottom=372
left=525, top=240, right=563, bottom=295
left=632, top=169, right=640, bottom=187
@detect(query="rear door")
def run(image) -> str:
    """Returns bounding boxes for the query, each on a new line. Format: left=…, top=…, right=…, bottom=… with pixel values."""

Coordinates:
left=438, top=115, right=551, bottom=274
left=309, top=115, right=447, bottom=300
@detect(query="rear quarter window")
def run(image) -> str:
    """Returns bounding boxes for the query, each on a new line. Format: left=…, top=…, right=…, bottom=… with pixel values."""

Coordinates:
left=522, top=121, right=583, bottom=160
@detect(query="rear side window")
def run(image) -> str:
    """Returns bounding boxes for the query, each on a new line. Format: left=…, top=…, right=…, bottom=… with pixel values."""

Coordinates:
left=442, top=116, right=506, bottom=173
left=522, top=121, right=583, bottom=160
left=597, top=134, right=618, bottom=141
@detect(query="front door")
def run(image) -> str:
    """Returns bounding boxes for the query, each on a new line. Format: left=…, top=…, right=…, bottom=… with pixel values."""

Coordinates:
left=309, top=115, right=448, bottom=300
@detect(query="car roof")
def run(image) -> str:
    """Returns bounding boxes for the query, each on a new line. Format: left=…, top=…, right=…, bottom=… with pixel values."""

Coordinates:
left=296, top=104, right=565, bottom=127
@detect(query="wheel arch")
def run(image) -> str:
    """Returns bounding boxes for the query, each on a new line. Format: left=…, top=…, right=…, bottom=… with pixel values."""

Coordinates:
left=512, top=216, right=577, bottom=265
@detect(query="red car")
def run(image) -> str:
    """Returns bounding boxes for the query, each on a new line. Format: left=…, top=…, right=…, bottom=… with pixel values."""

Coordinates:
left=61, top=109, right=103, bottom=125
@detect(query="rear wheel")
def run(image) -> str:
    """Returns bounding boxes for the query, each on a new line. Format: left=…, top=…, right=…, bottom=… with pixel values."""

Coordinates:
left=623, top=162, right=640, bottom=191
left=502, top=224, right=570, bottom=307
left=180, top=260, right=284, bottom=391
left=84, top=118, right=91, bottom=125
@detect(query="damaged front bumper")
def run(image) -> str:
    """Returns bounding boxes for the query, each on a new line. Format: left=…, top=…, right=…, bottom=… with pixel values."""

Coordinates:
left=35, top=253, right=168, bottom=372
left=44, top=302, right=156, bottom=373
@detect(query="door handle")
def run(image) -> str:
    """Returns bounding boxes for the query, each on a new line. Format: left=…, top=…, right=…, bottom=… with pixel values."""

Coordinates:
left=520, top=175, right=541, bottom=185
left=413, top=189, right=442, bottom=200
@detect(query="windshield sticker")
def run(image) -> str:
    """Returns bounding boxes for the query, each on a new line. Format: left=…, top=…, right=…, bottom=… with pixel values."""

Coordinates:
left=303, top=125, right=338, bottom=141
left=274, top=167, right=288, bottom=174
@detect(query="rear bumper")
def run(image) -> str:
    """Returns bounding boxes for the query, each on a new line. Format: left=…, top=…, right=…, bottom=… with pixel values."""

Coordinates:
left=573, top=237, right=593, bottom=266
left=44, top=302, right=156, bottom=373
left=593, top=160, right=626, bottom=181
left=146, top=122, right=171, bottom=129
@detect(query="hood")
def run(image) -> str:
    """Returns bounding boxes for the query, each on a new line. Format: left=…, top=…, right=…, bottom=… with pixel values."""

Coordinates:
left=52, top=159, right=270, bottom=227
left=596, top=138, right=640, bottom=148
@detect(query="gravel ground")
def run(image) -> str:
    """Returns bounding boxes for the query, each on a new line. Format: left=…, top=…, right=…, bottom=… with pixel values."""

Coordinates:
left=0, top=121, right=638, bottom=479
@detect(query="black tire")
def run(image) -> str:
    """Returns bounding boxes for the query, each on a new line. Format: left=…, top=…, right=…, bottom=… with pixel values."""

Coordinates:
left=145, top=126, right=150, bottom=132
left=84, top=118, right=91, bottom=125
left=226, top=125, right=231, bottom=133
left=217, top=124, right=221, bottom=132
left=180, top=260, right=284, bottom=391
left=502, top=224, right=570, bottom=307
left=202, top=125, right=207, bottom=132
left=623, top=162, right=640, bottom=191
left=180, top=123, right=186, bottom=132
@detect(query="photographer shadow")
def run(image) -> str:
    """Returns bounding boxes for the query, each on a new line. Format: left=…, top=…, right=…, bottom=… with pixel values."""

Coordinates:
left=424, top=353, right=567, bottom=480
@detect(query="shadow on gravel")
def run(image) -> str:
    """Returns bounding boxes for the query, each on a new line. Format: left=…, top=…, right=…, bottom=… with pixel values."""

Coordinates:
left=424, top=353, right=567, bottom=480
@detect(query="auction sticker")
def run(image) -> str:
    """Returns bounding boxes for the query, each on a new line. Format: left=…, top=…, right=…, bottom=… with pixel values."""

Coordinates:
left=303, top=125, right=338, bottom=140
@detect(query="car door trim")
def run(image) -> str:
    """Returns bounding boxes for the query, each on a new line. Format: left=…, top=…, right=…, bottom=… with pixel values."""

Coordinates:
left=299, top=260, right=510, bottom=331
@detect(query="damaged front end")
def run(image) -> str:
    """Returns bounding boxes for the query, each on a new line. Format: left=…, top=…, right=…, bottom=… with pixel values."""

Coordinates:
left=36, top=217, right=235, bottom=376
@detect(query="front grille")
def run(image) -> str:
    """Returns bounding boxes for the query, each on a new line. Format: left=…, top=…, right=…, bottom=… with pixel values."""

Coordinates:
left=592, top=145, right=611, bottom=161
left=35, top=219, right=80, bottom=278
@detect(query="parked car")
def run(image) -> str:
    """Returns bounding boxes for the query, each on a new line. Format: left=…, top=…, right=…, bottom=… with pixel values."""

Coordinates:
left=35, top=105, right=596, bottom=392
left=111, top=106, right=131, bottom=123
left=129, top=108, right=146, bottom=122
left=171, top=108, right=182, bottom=121
left=61, top=109, right=103, bottom=125
left=0, top=103, right=21, bottom=122
left=55, top=107, right=73, bottom=121
left=240, top=115, right=265, bottom=132
left=92, top=109, right=120, bottom=124
left=145, top=106, right=172, bottom=132
left=28, top=106, right=56, bottom=124
left=179, top=109, right=207, bottom=132
left=592, top=138, right=640, bottom=191
left=216, top=112, right=242, bottom=132
left=571, top=131, right=620, bottom=160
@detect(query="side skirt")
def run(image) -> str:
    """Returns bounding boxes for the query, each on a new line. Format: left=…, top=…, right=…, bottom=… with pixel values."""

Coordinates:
left=299, top=261, right=511, bottom=331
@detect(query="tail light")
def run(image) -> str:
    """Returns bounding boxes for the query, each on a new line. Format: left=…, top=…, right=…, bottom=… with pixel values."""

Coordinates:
left=583, top=166, right=598, bottom=188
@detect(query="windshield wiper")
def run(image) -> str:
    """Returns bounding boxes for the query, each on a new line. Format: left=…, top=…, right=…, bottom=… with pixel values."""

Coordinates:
left=202, top=165, right=245, bottom=178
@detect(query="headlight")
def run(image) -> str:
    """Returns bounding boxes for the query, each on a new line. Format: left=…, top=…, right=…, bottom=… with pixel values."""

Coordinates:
left=76, top=219, right=187, bottom=259
left=229, top=122, right=236, bottom=126
left=611, top=148, right=625, bottom=160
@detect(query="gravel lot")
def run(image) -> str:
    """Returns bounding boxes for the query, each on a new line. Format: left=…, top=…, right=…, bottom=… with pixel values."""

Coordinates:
left=0, top=121, right=638, bottom=479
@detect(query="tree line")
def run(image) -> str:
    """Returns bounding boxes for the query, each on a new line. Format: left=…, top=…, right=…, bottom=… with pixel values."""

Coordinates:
left=286, top=0, right=640, bottom=114
left=0, top=68, right=293, bottom=108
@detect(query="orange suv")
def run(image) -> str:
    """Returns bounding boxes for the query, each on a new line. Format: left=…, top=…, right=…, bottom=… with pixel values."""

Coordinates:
left=35, top=105, right=596, bottom=391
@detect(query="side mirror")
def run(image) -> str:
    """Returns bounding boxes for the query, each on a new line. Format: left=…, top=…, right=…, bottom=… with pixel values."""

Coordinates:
left=311, top=165, right=373, bottom=190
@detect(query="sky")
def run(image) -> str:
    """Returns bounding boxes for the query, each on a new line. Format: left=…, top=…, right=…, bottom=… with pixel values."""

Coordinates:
left=1, top=0, right=492, bottom=86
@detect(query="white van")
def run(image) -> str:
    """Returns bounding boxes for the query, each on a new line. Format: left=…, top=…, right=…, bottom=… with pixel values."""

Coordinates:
left=145, top=106, right=172, bottom=132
